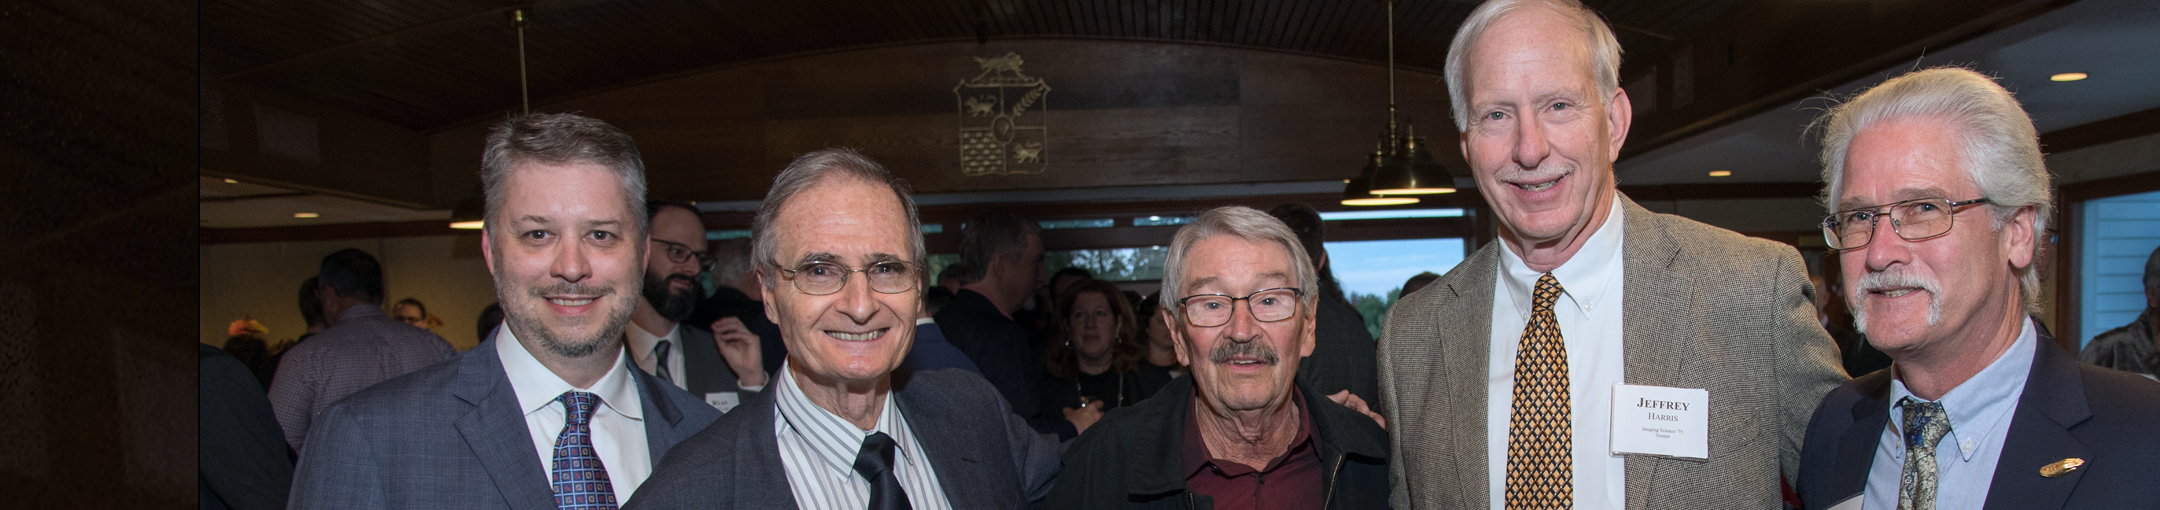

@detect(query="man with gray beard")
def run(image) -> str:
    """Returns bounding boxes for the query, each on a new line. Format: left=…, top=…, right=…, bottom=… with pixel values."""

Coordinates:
left=628, top=199, right=769, bottom=413
left=1795, top=67, right=2160, bottom=509
left=290, top=113, right=722, bottom=510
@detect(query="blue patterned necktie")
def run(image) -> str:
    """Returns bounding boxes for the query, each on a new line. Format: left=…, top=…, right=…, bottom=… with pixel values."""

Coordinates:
left=552, top=391, right=618, bottom=510
left=1897, top=397, right=1952, bottom=510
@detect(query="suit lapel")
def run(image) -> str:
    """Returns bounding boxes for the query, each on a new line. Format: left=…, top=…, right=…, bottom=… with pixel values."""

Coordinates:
left=1984, top=333, right=2091, bottom=510
left=894, top=383, right=996, bottom=508
left=1438, top=243, right=1498, bottom=507
left=449, top=341, right=558, bottom=510
left=1617, top=195, right=1696, bottom=509
left=632, top=360, right=688, bottom=464
left=1832, top=371, right=1894, bottom=508
left=734, top=390, right=803, bottom=509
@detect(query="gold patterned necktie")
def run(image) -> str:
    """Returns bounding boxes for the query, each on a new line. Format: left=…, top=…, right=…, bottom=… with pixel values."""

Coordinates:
left=1896, top=397, right=1952, bottom=510
left=1506, top=273, right=1571, bottom=510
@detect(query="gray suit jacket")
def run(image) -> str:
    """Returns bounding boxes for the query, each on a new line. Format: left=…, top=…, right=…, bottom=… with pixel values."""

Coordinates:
left=288, top=338, right=723, bottom=510
left=623, top=368, right=1060, bottom=509
left=674, top=325, right=750, bottom=411
left=1377, top=194, right=1847, bottom=510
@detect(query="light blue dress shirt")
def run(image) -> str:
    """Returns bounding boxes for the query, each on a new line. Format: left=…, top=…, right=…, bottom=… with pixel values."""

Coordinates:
left=1861, top=318, right=2036, bottom=510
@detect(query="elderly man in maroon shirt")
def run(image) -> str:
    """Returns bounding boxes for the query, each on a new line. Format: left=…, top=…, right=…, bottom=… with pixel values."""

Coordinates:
left=1044, top=206, right=1389, bottom=509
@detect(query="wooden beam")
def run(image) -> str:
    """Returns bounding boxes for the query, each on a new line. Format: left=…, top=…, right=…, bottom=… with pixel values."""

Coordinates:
left=201, top=220, right=475, bottom=244
left=2040, top=106, right=2160, bottom=154
left=2061, top=169, right=2160, bottom=202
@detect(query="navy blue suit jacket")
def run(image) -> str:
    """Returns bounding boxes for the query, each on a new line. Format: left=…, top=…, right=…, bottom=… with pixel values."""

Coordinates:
left=289, top=338, right=722, bottom=510
left=905, top=321, right=982, bottom=375
left=624, top=368, right=1060, bottom=509
left=1797, top=328, right=2160, bottom=509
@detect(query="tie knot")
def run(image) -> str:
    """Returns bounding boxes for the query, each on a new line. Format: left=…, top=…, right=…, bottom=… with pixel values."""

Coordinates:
left=1897, top=397, right=1952, bottom=451
left=653, top=339, right=672, bottom=360
left=558, top=391, right=603, bottom=425
left=1530, top=273, right=1564, bottom=313
left=854, top=431, right=899, bottom=480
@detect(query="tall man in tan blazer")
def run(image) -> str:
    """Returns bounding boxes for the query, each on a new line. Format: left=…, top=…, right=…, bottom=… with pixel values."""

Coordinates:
left=1376, top=1, right=1848, bottom=509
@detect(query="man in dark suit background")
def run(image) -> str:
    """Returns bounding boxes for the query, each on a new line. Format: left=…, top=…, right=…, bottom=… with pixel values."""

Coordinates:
left=629, top=199, right=769, bottom=413
left=1796, top=67, right=2160, bottom=510
left=1267, top=202, right=1384, bottom=416
left=938, top=210, right=1100, bottom=438
left=628, top=148, right=1058, bottom=509
left=289, top=112, right=721, bottom=509
left=199, top=344, right=291, bottom=510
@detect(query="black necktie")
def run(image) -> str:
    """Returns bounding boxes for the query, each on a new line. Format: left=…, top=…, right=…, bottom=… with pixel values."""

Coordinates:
left=852, top=432, right=912, bottom=510
left=652, top=340, right=673, bottom=384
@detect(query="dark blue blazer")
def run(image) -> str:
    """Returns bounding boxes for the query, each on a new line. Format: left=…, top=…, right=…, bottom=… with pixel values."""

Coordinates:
left=623, top=368, right=1060, bottom=510
left=288, top=338, right=722, bottom=510
left=905, top=321, right=983, bottom=375
left=1797, top=329, right=2160, bottom=509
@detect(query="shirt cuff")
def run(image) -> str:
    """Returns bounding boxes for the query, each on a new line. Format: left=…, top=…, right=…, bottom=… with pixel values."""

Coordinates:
left=739, top=384, right=765, bottom=393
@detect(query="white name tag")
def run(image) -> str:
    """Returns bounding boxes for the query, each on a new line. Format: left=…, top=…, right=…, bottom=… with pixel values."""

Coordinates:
left=705, top=391, right=740, bottom=413
left=1610, top=384, right=1709, bottom=460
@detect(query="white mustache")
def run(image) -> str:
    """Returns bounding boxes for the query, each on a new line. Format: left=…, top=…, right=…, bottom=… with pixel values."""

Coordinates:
left=1849, top=269, right=1944, bottom=331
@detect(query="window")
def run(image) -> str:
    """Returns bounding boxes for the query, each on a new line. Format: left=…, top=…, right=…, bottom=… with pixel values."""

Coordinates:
left=1038, top=218, right=1116, bottom=230
left=2080, top=190, right=2160, bottom=347
left=1326, top=238, right=1469, bottom=338
left=1133, top=215, right=1195, bottom=226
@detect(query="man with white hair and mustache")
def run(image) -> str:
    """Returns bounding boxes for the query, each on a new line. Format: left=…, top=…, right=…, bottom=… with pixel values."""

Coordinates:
left=1045, top=206, right=1390, bottom=509
left=1795, top=67, right=2160, bottom=510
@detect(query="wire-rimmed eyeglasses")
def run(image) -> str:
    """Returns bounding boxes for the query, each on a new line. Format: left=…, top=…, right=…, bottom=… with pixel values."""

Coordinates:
left=1820, top=197, right=1992, bottom=251
left=774, top=260, right=919, bottom=295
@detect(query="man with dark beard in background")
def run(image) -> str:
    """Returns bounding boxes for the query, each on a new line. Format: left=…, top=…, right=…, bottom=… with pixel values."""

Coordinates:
left=631, top=199, right=769, bottom=413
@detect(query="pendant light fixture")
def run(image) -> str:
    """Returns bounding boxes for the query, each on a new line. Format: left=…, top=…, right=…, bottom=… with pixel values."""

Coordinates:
left=1342, top=138, right=1419, bottom=206
left=452, top=8, right=533, bottom=229
left=1356, top=0, right=1461, bottom=198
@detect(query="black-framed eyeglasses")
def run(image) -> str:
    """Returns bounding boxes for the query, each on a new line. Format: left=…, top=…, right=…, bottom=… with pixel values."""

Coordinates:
left=1820, top=197, right=1992, bottom=251
left=774, top=260, right=919, bottom=296
left=651, top=239, right=716, bottom=271
left=1175, top=287, right=1305, bottom=328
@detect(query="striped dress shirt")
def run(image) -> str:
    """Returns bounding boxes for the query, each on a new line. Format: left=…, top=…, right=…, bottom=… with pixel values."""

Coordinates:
left=772, top=363, right=954, bottom=510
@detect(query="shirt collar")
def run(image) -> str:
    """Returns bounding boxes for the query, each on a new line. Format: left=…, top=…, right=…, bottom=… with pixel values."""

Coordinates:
left=1887, top=317, right=2036, bottom=462
left=1181, top=387, right=1315, bottom=478
left=624, top=321, right=681, bottom=368
left=495, top=324, right=644, bottom=421
left=1497, top=199, right=1627, bottom=322
left=772, top=362, right=918, bottom=476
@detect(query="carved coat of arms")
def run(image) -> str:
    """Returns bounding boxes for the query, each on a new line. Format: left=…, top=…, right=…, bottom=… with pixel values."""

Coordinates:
left=955, top=52, right=1049, bottom=176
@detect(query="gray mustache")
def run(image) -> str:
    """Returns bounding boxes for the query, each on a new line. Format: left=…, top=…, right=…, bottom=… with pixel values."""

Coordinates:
left=1208, top=339, right=1281, bottom=366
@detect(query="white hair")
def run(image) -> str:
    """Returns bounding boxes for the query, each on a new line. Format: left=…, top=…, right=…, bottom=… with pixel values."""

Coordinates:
left=1160, top=206, right=1319, bottom=318
left=1814, top=66, right=2054, bottom=314
left=1444, top=0, right=1623, bottom=131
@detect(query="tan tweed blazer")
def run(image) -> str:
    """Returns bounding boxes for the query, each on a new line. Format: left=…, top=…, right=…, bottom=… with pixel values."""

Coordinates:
left=1378, top=194, right=1847, bottom=510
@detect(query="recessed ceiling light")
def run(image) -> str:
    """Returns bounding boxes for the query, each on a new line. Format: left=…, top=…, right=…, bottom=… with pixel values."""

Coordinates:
left=2051, top=72, right=2088, bottom=82
left=1708, top=170, right=1733, bottom=177
left=294, top=212, right=319, bottom=218
left=224, top=178, right=239, bottom=184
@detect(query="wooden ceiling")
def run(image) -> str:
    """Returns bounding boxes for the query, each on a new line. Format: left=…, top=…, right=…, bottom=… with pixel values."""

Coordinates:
left=205, top=0, right=1748, bottom=131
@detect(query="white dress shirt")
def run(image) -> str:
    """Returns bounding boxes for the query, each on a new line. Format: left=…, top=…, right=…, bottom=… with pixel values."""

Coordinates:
left=1487, top=199, right=1627, bottom=510
left=496, top=326, right=652, bottom=502
left=626, top=322, right=689, bottom=390
left=772, top=362, right=954, bottom=510
left=1860, top=318, right=2035, bottom=510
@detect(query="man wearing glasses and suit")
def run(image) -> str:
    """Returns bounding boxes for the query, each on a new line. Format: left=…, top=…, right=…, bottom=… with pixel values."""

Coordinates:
left=627, top=148, right=1059, bottom=509
left=627, top=199, right=770, bottom=413
left=1794, top=67, right=2160, bottom=510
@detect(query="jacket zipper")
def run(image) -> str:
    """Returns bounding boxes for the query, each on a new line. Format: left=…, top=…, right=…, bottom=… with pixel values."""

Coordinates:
left=1322, top=453, right=1346, bottom=508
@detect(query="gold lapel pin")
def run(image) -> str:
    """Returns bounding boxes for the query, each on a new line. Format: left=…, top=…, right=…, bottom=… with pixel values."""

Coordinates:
left=2040, top=458, right=2085, bottom=478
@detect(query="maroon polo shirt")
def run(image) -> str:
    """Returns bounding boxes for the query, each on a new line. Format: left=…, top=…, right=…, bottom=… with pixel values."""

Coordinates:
left=1182, top=391, right=1324, bottom=510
